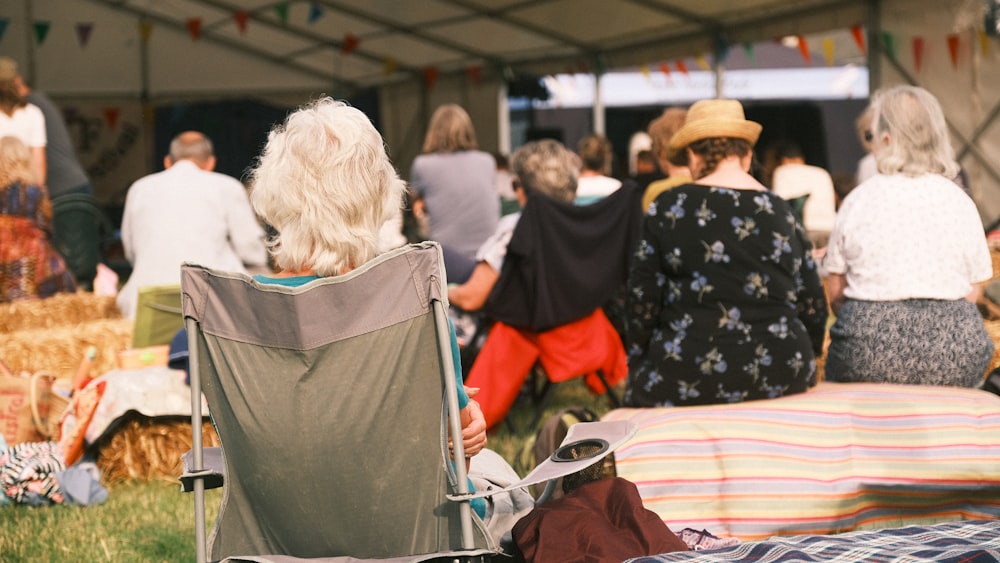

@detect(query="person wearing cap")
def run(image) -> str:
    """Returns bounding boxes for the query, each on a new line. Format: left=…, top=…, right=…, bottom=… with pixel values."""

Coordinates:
left=0, top=58, right=46, bottom=185
left=623, top=98, right=828, bottom=408
left=823, top=86, right=992, bottom=388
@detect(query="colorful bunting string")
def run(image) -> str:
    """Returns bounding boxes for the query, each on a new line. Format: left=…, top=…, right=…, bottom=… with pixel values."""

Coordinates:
left=308, top=2, right=324, bottom=24
left=274, top=3, right=289, bottom=25
left=658, top=62, right=672, bottom=81
left=881, top=32, right=896, bottom=60
left=341, top=33, right=359, bottom=55
left=797, top=35, right=811, bottom=65
left=76, top=23, right=93, bottom=48
left=675, top=60, right=688, bottom=76
left=822, top=38, right=835, bottom=66
left=694, top=55, right=710, bottom=71
left=423, top=67, right=439, bottom=90
left=851, top=24, right=866, bottom=54
left=34, top=21, right=51, bottom=45
left=947, top=34, right=960, bottom=69
left=234, top=11, right=249, bottom=35
left=912, top=36, right=924, bottom=72
left=186, top=18, right=202, bottom=41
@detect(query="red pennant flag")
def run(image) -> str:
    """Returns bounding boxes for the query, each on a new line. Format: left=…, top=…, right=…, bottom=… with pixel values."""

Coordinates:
left=797, top=35, right=812, bottom=65
left=851, top=25, right=866, bottom=54
left=234, top=11, right=249, bottom=35
left=675, top=60, right=689, bottom=76
left=658, top=62, right=672, bottom=78
left=186, top=18, right=202, bottom=41
left=341, top=33, right=359, bottom=55
left=103, top=107, right=120, bottom=130
left=76, top=23, right=94, bottom=48
left=423, top=67, right=439, bottom=90
left=466, top=65, right=482, bottom=85
left=912, top=37, right=924, bottom=72
left=947, top=34, right=960, bottom=69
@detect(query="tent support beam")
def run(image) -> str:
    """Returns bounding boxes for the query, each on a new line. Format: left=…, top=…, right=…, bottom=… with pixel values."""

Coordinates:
left=866, top=0, right=881, bottom=93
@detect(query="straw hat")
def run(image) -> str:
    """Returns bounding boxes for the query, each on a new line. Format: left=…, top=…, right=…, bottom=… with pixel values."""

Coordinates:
left=669, top=99, right=762, bottom=151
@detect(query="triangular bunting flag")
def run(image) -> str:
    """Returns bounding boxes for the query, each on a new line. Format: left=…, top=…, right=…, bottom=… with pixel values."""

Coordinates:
left=822, top=38, right=835, bottom=66
left=103, top=107, right=120, bottom=130
left=186, top=18, right=202, bottom=41
left=308, top=2, right=324, bottom=24
left=466, top=65, right=482, bottom=85
left=594, top=55, right=607, bottom=76
left=341, top=33, right=359, bottom=55
left=234, top=11, right=249, bottom=35
left=139, top=21, right=153, bottom=44
left=912, top=37, right=924, bottom=72
left=675, top=60, right=688, bottom=76
left=639, top=64, right=651, bottom=82
left=274, top=3, right=289, bottom=25
left=947, top=34, right=960, bottom=69
left=714, top=34, right=730, bottom=63
left=383, top=58, right=397, bottom=76
left=76, top=23, right=94, bottom=48
left=34, top=21, right=51, bottom=45
left=851, top=24, right=866, bottom=54
left=423, top=67, right=439, bottom=90
left=0, top=19, right=10, bottom=44
left=881, top=32, right=895, bottom=60
left=695, top=55, right=710, bottom=71
left=743, top=43, right=755, bottom=65
left=797, top=35, right=812, bottom=65
left=658, top=62, right=672, bottom=80
left=979, top=29, right=990, bottom=57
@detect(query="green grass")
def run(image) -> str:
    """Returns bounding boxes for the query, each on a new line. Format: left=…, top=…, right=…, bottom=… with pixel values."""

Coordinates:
left=1, top=378, right=615, bottom=562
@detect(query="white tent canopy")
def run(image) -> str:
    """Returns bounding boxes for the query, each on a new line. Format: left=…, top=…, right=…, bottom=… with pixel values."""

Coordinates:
left=2, top=0, right=998, bottom=225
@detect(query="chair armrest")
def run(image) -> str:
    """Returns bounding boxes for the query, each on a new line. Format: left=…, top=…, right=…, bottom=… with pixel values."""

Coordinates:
left=180, top=446, right=225, bottom=492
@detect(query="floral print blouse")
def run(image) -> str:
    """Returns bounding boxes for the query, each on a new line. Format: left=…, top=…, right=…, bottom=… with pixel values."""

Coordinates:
left=624, top=184, right=828, bottom=407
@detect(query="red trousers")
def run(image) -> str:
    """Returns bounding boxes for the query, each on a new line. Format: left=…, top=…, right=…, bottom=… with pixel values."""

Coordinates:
left=465, top=309, right=627, bottom=429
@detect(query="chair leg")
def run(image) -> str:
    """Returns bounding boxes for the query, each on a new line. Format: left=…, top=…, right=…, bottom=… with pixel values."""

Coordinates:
left=594, top=369, right=622, bottom=408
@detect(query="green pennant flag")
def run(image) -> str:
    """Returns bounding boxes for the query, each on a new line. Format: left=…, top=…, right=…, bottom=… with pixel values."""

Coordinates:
left=0, top=19, right=9, bottom=43
left=743, top=42, right=755, bottom=65
left=881, top=32, right=895, bottom=60
left=34, top=21, right=51, bottom=45
left=274, top=3, right=289, bottom=25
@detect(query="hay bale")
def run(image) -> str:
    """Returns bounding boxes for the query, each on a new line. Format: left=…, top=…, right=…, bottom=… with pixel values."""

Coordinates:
left=0, top=318, right=132, bottom=380
left=0, top=292, right=121, bottom=334
left=95, top=414, right=220, bottom=483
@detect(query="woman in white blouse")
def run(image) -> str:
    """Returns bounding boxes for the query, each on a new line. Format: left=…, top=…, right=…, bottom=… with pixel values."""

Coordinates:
left=823, top=85, right=993, bottom=386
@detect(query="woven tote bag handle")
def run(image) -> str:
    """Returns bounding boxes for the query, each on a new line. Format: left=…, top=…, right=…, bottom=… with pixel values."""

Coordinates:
left=29, top=371, right=55, bottom=438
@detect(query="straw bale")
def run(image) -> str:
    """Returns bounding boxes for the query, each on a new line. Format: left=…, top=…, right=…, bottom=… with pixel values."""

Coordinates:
left=992, top=250, right=1000, bottom=281
left=0, top=319, right=132, bottom=380
left=0, top=292, right=121, bottom=334
left=95, top=414, right=220, bottom=484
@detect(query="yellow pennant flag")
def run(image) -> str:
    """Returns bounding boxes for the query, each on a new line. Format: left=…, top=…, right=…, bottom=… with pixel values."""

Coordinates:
left=639, top=64, right=652, bottom=83
left=694, top=55, right=710, bottom=71
left=383, top=58, right=398, bottom=76
left=979, top=29, right=990, bottom=57
left=822, top=38, right=835, bottom=66
left=139, top=21, right=153, bottom=44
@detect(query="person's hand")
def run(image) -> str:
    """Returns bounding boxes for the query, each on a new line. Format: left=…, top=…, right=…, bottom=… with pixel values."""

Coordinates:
left=460, top=399, right=487, bottom=458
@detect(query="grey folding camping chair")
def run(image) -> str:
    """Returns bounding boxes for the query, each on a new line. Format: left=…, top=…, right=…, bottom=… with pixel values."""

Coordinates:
left=178, top=242, right=636, bottom=563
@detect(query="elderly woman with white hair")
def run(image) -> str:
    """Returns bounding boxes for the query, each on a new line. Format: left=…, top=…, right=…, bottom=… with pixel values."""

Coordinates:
left=823, top=86, right=993, bottom=387
left=247, top=97, right=488, bottom=466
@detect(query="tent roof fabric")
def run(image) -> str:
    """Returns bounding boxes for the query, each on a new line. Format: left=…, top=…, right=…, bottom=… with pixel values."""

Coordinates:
left=10, top=0, right=868, bottom=98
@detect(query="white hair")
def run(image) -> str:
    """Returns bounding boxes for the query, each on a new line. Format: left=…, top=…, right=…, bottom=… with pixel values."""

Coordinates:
left=870, top=85, right=959, bottom=178
left=249, top=97, right=406, bottom=276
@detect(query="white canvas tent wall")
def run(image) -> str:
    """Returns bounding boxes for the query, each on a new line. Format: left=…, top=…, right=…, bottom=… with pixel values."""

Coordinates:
left=1, top=0, right=997, bottom=224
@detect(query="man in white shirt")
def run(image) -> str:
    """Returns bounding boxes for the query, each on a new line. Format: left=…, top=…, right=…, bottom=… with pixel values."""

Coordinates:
left=118, top=131, right=268, bottom=318
left=769, top=141, right=837, bottom=250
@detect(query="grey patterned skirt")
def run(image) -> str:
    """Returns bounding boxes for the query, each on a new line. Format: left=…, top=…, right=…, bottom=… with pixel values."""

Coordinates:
left=825, top=298, right=993, bottom=387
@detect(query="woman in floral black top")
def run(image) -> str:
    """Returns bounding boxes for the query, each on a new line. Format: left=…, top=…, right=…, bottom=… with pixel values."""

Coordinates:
left=624, top=99, right=828, bottom=407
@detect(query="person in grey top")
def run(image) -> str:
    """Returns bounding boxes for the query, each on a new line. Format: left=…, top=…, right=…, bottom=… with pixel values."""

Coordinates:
left=409, top=104, right=498, bottom=283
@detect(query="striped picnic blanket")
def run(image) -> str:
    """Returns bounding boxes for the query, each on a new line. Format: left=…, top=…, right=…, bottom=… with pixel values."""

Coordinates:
left=604, top=382, right=1000, bottom=540
left=627, top=519, right=1000, bottom=562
